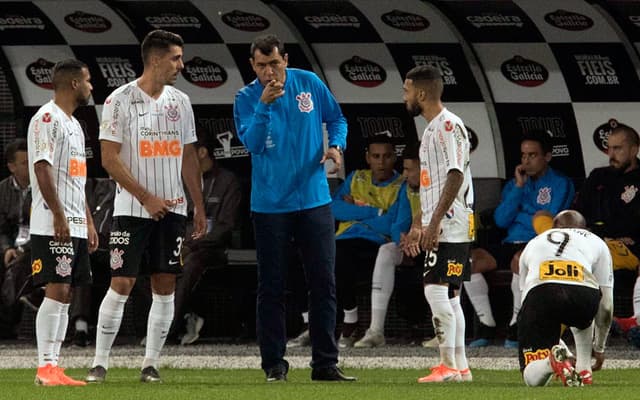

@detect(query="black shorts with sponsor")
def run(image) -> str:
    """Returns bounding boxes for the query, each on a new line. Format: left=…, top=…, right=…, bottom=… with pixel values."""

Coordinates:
left=517, top=283, right=600, bottom=371
left=423, top=242, right=472, bottom=289
left=109, top=213, right=186, bottom=277
left=31, top=235, right=91, bottom=287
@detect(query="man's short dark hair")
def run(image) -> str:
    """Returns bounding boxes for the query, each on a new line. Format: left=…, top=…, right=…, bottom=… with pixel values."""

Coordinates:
left=405, top=65, right=443, bottom=101
left=611, top=125, right=640, bottom=147
left=250, top=34, right=285, bottom=58
left=402, top=142, right=420, bottom=161
left=52, top=59, right=87, bottom=90
left=141, top=30, right=184, bottom=64
left=367, top=131, right=394, bottom=151
left=5, top=138, right=27, bottom=164
left=521, top=129, right=553, bottom=155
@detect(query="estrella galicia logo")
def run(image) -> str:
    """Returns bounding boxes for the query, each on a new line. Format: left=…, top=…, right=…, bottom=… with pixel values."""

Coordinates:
left=221, top=10, right=269, bottom=32
left=467, top=126, right=478, bottom=153
left=381, top=10, right=429, bottom=31
left=593, top=118, right=633, bottom=154
left=501, top=55, right=548, bottom=87
left=339, top=56, right=386, bottom=88
left=544, top=9, right=593, bottom=31
left=26, top=58, right=55, bottom=90
left=182, top=57, right=227, bottom=88
left=64, top=11, right=112, bottom=33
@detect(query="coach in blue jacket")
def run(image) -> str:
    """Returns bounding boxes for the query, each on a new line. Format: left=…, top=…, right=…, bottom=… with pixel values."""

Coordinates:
left=234, top=34, right=355, bottom=382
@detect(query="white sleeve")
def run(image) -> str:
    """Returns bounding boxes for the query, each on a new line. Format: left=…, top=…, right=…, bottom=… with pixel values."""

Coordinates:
left=30, top=112, right=60, bottom=165
left=182, top=97, right=196, bottom=145
left=438, top=120, right=467, bottom=173
left=593, top=240, right=614, bottom=288
left=518, top=243, right=530, bottom=290
left=99, top=94, right=125, bottom=143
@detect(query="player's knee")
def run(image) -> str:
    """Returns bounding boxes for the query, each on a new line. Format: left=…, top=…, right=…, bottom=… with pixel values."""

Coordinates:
left=523, top=363, right=552, bottom=387
left=110, top=276, right=136, bottom=295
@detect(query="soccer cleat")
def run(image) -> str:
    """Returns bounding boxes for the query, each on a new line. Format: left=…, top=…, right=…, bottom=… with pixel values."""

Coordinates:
left=140, top=366, right=162, bottom=383
left=549, top=344, right=581, bottom=387
left=578, top=370, right=592, bottom=385
left=354, top=329, right=385, bottom=348
left=181, top=313, right=204, bottom=345
left=286, top=329, right=311, bottom=348
left=54, top=367, right=87, bottom=386
left=458, top=368, right=473, bottom=382
left=338, top=333, right=357, bottom=349
left=34, top=364, right=63, bottom=386
left=85, top=365, right=107, bottom=383
left=421, top=336, right=439, bottom=348
left=417, top=364, right=461, bottom=383
left=503, top=339, right=519, bottom=349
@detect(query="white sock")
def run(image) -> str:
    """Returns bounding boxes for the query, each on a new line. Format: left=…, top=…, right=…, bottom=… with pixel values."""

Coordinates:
left=142, top=292, right=175, bottom=369
left=343, top=307, right=358, bottom=324
left=53, top=303, right=70, bottom=366
left=302, top=312, right=309, bottom=324
left=450, top=296, right=468, bottom=371
left=75, top=318, right=88, bottom=333
left=93, top=288, right=129, bottom=369
left=509, top=273, right=521, bottom=326
left=571, top=325, right=593, bottom=373
left=634, top=276, right=640, bottom=320
left=36, top=297, right=65, bottom=367
left=523, top=358, right=553, bottom=386
left=424, top=284, right=456, bottom=369
left=463, top=273, right=496, bottom=327
left=370, top=243, right=401, bottom=333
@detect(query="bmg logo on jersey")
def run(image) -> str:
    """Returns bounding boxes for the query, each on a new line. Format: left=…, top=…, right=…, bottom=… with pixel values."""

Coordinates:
left=48, top=241, right=74, bottom=255
left=139, top=139, right=182, bottom=158
left=110, top=230, right=131, bottom=246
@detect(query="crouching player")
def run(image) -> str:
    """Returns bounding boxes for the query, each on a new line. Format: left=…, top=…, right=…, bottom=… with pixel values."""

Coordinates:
left=518, top=210, right=613, bottom=386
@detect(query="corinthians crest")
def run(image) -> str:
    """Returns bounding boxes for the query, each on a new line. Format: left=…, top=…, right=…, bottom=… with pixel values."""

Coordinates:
left=110, top=248, right=124, bottom=270
left=56, top=255, right=72, bottom=277
left=296, top=92, right=313, bottom=113
left=621, top=185, right=638, bottom=204
left=537, top=187, right=552, bottom=205
left=165, top=104, right=180, bottom=121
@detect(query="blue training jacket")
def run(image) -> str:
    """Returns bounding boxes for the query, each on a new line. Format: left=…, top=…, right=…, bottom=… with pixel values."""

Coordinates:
left=233, top=68, right=347, bottom=213
left=332, top=171, right=412, bottom=245
left=494, top=167, right=575, bottom=243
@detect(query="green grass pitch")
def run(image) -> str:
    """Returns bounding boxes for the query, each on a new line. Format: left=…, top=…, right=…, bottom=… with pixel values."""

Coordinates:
left=1, top=368, right=639, bottom=400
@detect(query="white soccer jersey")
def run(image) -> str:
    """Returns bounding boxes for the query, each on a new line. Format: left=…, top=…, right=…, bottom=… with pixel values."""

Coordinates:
left=519, top=228, right=614, bottom=302
left=28, top=100, right=88, bottom=239
left=419, top=108, right=474, bottom=243
left=100, top=80, right=196, bottom=218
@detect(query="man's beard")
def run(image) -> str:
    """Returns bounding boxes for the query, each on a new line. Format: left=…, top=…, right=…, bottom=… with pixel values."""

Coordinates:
left=610, top=159, right=631, bottom=172
left=405, top=101, right=422, bottom=117
left=77, top=93, right=90, bottom=107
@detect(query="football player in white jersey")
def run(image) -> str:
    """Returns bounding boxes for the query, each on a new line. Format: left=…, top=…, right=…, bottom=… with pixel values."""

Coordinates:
left=518, top=210, right=613, bottom=386
left=28, top=59, right=98, bottom=386
left=402, top=65, right=474, bottom=383
left=87, top=30, right=206, bottom=384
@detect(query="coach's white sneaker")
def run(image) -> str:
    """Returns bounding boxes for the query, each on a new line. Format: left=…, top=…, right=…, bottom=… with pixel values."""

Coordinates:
left=354, top=329, right=385, bottom=348
left=181, top=313, right=204, bottom=345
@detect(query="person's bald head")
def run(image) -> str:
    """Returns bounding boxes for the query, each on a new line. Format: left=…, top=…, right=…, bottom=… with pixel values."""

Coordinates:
left=552, top=210, right=586, bottom=229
